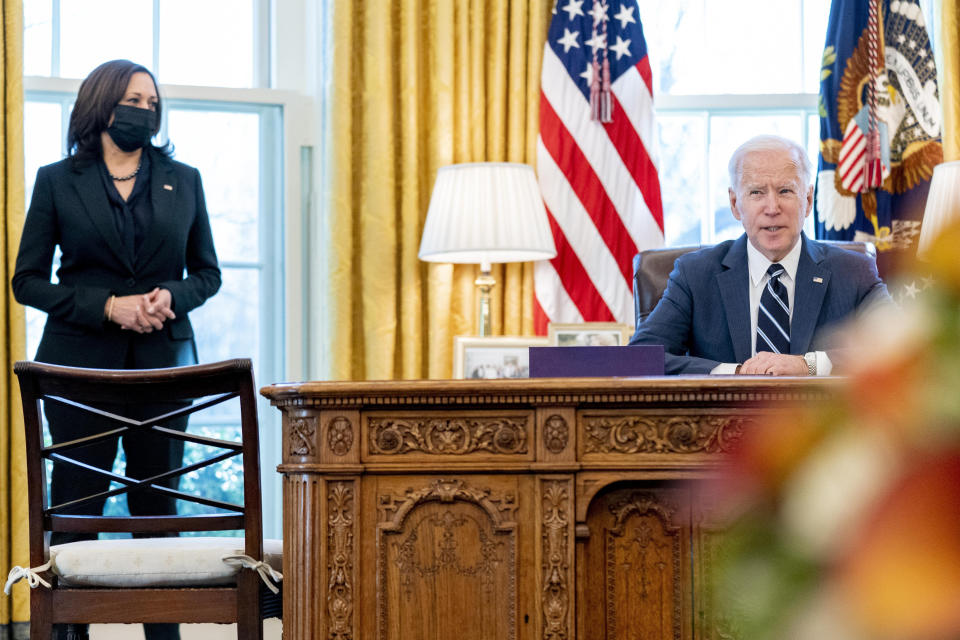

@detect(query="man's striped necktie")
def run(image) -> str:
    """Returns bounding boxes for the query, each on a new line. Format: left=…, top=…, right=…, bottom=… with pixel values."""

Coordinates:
left=756, top=263, right=790, bottom=354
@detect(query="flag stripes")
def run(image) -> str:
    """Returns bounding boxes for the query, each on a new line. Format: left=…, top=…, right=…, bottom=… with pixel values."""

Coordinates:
left=535, top=4, right=664, bottom=332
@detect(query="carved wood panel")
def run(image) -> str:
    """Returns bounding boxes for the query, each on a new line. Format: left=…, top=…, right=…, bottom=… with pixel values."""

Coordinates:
left=375, top=479, right=519, bottom=640
left=539, top=478, right=573, bottom=640
left=282, top=474, right=327, bottom=638
left=693, top=486, right=737, bottom=640
left=327, top=481, right=356, bottom=639
left=581, top=412, right=753, bottom=457
left=365, top=412, right=533, bottom=460
left=286, top=413, right=319, bottom=458
left=578, top=485, right=692, bottom=640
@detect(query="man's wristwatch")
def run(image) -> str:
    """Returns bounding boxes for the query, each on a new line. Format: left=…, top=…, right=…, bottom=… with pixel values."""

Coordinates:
left=803, top=352, right=817, bottom=376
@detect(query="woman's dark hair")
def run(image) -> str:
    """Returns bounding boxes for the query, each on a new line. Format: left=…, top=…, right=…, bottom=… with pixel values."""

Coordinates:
left=67, top=59, right=171, bottom=165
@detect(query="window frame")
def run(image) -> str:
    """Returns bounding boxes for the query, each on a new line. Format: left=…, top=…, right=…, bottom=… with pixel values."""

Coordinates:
left=655, top=92, right=820, bottom=245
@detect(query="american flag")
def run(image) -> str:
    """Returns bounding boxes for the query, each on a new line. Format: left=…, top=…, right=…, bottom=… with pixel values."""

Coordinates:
left=534, top=0, right=664, bottom=332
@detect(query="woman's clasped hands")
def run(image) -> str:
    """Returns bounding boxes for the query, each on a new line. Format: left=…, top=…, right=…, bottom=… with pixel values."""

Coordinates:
left=107, top=287, right=176, bottom=333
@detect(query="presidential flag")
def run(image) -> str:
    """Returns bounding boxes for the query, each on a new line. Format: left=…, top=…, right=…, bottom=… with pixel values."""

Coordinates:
left=815, top=0, right=942, bottom=274
left=534, top=0, right=664, bottom=333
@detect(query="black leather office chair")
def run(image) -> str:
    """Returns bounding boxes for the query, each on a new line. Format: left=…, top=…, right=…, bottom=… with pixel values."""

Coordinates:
left=631, top=240, right=877, bottom=329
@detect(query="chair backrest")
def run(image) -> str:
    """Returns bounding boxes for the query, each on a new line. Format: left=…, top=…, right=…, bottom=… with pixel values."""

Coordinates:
left=13, top=358, right=268, bottom=633
left=631, top=240, right=877, bottom=329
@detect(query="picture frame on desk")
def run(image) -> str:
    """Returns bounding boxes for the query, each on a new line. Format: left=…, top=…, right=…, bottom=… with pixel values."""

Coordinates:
left=547, top=322, right=634, bottom=347
left=453, top=335, right=550, bottom=379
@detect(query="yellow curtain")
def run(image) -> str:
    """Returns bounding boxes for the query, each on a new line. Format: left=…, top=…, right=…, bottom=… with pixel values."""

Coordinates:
left=0, top=0, right=28, bottom=632
left=943, top=0, right=960, bottom=161
left=325, top=0, right=553, bottom=380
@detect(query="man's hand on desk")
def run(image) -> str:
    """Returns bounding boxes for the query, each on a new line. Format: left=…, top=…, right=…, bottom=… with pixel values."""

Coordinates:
left=738, top=352, right=808, bottom=376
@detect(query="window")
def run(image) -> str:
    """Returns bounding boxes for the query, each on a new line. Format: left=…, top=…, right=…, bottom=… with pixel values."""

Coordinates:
left=22, top=0, right=290, bottom=537
left=24, top=0, right=266, bottom=87
left=637, top=0, right=831, bottom=246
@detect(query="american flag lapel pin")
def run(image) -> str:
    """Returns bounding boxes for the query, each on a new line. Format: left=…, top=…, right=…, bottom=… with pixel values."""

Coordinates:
left=163, top=184, right=173, bottom=191
left=813, top=277, right=823, bottom=283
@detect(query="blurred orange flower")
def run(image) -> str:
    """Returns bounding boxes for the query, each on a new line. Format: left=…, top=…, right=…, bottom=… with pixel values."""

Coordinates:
left=716, top=218, right=960, bottom=640
left=837, top=453, right=960, bottom=639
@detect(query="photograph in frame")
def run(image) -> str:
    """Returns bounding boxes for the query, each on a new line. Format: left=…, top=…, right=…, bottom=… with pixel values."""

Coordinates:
left=547, top=322, right=634, bottom=347
left=453, top=335, right=550, bottom=379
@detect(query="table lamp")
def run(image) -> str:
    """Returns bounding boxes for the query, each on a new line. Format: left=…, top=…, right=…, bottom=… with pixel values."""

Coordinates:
left=917, top=160, right=960, bottom=259
left=418, top=162, right=557, bottom=336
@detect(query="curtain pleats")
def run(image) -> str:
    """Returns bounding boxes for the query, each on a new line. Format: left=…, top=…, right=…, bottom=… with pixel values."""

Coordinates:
left=325, top=0, right=552, bottom=380
left=0, top=0, right=29, bottom=631
left=943, top=0, right=960, bottom=161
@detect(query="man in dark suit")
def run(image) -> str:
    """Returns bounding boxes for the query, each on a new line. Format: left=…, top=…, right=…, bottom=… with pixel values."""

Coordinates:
left=630, top=134, right=891, bottom=375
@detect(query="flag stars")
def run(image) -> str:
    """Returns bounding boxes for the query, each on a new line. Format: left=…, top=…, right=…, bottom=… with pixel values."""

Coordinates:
left=610, top=35, right=632, bottom=59
left=922, top=275, right=936, bottom=289
left=927, top=60, right=936, bottom=69
left=908, top=39, right=917, bottom=49
left=561, top=0, right=584, bottom=20
left=579, top=61, right=595, bottom=86
left=917, top=48, right=927, bottom=58
left=897, top=33, right=906, bottom=43
left=585, top=30, right=607, bottom=53
left=903, top=281, right=919, bottom=299
left=613, top=4, right=636, bottom=29
left=588, top=1, right=609, bottom=25
left=557, top=28, right=580, bottom=52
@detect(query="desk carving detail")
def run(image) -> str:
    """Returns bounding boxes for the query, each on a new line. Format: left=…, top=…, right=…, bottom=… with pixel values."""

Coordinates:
left=541, top=480, right=571, bottom=640
left=368, top=416, right=528, bottom=456
left=606, top=492, right=682, bottom=640
left=394, top=510, right=504, bottom=598
left=378, top=479, right=518, bottom=530
left=327, top=482, right=355, bottom=639
left=543, top=415, right=569, bottom=454
left=327, top=417, right=354, bottom=456
left=377, top=479, right=517, bottom=640
left=583, top=415, right=749, bottom=455
left=289, top=416, right=317, bottom=456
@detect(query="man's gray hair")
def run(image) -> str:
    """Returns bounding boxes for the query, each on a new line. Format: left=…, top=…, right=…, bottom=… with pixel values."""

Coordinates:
left=728, top=134, right=812, bottom=192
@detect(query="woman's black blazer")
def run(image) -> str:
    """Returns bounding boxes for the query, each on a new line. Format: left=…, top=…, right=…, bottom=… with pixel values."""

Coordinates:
left=12, top=148, right=221, bottom=369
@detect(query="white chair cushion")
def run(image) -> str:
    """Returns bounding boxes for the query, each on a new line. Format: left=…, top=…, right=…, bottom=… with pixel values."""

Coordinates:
left=49, top=536, right=282, bottom=588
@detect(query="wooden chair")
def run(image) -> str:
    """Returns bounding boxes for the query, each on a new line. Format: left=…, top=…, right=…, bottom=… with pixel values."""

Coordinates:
left=7, top=358, right=280, bottom=639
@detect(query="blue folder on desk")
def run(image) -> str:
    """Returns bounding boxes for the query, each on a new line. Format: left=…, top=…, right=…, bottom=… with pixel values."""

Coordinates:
left=528, top=345, right=665, bottom=377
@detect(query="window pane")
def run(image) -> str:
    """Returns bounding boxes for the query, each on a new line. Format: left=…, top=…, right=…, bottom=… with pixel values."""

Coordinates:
left=25, top=101, right=64, bottom=197
left=23, top=0, right=52, bottom=76
left=24, top=101, right=67, bottom=360
left=59, top=0, right=152, bottom=79
left=805, top=112, right=820, bottom=236
left=804, top=0, right=833, bottom=93
left=167, top=109, right=260, bottom=263
left=190, top=267, right=260, bottom=367
left=708, top=115, right=803, bottom=242
left=806, top=113, right=820, bottom=165
left=658, top=114, right=706, bottom=246
left=159, top=0, right=254, bottom=88
left=639, top=0, right=803, bottom=95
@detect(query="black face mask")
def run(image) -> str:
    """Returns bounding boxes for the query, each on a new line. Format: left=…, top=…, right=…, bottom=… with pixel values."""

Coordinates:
left=106, top=104, right=157, bottom=152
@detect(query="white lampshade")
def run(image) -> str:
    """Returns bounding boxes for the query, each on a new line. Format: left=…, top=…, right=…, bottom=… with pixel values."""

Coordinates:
left=418, top=162, right=557, bottom=266
left=917, top=160, right=960, bottom=258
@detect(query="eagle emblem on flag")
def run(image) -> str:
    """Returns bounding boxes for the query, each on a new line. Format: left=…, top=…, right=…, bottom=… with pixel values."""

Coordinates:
left=816, top=0, right=942, bottom=256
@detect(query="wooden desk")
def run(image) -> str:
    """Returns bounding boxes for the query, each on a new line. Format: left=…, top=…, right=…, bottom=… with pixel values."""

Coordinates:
left=261, top=376, right=835, bottom=640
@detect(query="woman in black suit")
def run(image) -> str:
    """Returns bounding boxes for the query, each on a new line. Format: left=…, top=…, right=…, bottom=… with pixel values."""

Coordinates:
left=12, top=59, right=221, bottom=640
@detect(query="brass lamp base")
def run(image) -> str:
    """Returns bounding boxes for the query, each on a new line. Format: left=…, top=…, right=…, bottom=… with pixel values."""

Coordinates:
left=475, top=261, right=495, bottom=336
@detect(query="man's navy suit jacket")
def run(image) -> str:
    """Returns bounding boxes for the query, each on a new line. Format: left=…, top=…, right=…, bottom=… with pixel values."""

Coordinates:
left=629, top=233, right=891, bottom=374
